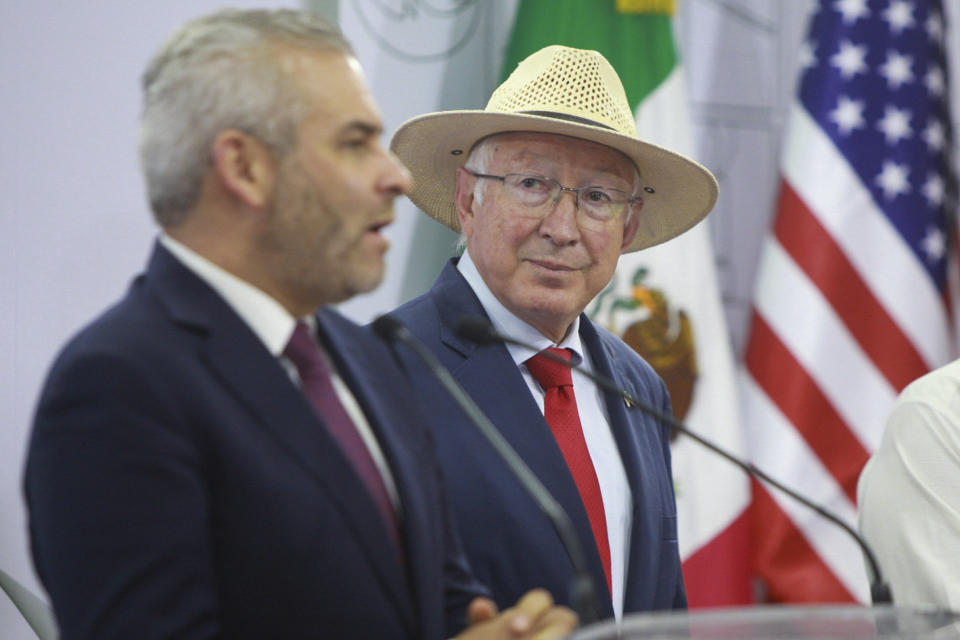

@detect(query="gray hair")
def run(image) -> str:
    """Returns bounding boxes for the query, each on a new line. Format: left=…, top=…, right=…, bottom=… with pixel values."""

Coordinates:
left=456, top=136, right=499, bottom=253
left=138, top=9, right=353, bottom=226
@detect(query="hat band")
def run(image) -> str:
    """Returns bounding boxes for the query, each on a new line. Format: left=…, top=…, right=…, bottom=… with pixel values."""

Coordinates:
left=519, top=110, right=616, bottom=131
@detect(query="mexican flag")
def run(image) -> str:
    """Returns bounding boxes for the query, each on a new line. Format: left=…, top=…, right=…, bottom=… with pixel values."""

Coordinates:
left=502, top=0, right=752, bottom=608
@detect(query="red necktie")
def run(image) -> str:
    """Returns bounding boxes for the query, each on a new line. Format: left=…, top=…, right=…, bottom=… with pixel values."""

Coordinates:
left=526, top=347, right=612, bottom=595
left=284, top=321, right=402, bottom=555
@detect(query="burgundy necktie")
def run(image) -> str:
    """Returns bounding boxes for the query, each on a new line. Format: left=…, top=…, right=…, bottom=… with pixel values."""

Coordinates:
left=284, top=321, right=402, bottom=554
left=526, top=347, right=612, bottom=594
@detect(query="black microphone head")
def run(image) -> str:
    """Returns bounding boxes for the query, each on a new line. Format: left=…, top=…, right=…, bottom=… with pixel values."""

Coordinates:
left=455, top=316, right=499, bottom=345
left=371, top=314, right=408, bottom=343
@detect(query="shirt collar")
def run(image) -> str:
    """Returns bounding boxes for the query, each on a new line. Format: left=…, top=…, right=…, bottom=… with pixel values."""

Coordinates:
left=159, top=233, right=304, bottom=356
left=457, top=250, right=583, bottom=366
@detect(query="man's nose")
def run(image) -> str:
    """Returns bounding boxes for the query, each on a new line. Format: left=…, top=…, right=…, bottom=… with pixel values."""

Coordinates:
left=382, top=150, right=413, bottom=196
left=539, top=188, right=581, bottom=245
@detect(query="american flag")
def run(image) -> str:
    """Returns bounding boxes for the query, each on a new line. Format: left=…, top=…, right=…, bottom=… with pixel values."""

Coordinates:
left=741, top=0, right=957, bottom=602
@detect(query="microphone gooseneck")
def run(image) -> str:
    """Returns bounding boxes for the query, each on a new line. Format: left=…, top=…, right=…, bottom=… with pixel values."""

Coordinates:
left=371, top=315, right=601, bottom=624
left=454, top=315, right=893, bottom=606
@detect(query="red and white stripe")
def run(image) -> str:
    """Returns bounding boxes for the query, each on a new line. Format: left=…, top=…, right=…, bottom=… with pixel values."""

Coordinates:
left=742, top=104, right=955, bottom=603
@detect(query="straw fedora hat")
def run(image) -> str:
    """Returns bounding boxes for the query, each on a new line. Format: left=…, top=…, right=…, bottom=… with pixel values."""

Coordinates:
left=390, top=45, right=718, bottom=252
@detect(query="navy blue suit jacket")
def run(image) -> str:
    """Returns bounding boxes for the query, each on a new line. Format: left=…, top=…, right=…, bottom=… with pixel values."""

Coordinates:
left=25, top=244, right=485, bottom=640
left=388, top=260, right=685, bottom=620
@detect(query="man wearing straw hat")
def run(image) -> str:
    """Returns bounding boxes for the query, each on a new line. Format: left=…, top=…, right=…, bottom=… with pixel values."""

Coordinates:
left=387, top=45, right=718, bottom=620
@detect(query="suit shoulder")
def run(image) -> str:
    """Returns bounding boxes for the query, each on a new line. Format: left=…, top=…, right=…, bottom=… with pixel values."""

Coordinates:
left=50, top=283, right=169, bottom=369
left=389, top=290, right=439, bottom=323
left=384, top=290, right=444, bottom=341
left=318, top=306, right=365, bottom=338
left=322, top=308, right=421, bottom=385
left=319, top=307, right=399, bottom=366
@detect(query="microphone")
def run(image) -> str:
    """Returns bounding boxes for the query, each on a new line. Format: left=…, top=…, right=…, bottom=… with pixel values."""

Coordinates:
left=455, top=315, right=894, bottom=606
left=371, top=315, right=601, bottom=624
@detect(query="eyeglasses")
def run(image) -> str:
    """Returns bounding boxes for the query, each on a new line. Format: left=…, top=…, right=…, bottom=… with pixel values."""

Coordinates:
left=466, top=170, right=641, bottom=230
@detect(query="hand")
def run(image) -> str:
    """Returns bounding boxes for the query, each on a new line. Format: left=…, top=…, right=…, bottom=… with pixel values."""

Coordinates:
left=455, top=589, right=578, bottom=640
left=466, top=596, right=499, bottom=626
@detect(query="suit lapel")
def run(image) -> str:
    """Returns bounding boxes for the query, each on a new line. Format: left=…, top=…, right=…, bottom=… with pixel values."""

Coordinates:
left=579, top=320, right=664, bottom=608
left=316, top=309, right=438, bottom=633
left=147, top=245, right=416, bottom=634
left=579, top=319, right=646, bottom=495
left=432, top=263, right=614, bottom=610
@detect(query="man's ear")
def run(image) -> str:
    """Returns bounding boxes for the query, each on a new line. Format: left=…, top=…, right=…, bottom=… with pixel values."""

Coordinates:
left=454, top=167, right=478, bottom=236
left=210, top=129, right=277, bottom=209
left=620, top=200, right=643, bottom=252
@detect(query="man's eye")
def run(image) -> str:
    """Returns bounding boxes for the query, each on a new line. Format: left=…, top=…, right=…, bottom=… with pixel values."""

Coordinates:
left=584, top=189, right=612, bottom=203
left=517, top=176, right=548, bottom=191
left=342, top=138, right=369, bottom=150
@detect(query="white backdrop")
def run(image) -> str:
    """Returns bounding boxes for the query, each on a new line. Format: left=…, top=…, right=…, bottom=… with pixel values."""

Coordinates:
left=2, top=1, right=958, bottom=637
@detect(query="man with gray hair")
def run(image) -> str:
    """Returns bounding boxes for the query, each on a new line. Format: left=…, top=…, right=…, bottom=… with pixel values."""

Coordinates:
left=24, top=9, right=575, bottom=640
left=386, top=45, right=718, bottom=620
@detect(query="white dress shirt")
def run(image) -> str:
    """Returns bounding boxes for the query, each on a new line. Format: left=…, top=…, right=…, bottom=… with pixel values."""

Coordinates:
left=159, top=234, right=400, bottom=511
left=458, top=250, right=632, bottom=619
left=858, top=358, right=960, bottom=609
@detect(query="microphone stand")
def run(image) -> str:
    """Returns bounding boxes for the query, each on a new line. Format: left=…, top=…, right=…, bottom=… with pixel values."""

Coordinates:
left=372, top=315, right=601, bottom=624
left=455, top=316, right=893, bottom=606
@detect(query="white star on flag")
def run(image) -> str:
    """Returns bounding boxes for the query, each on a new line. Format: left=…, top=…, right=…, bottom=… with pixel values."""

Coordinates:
left=830, top=95, right=866, bottom=135
left=922, top=226, right=946, bottom=262
left=925, top=66, right=944, bottom=96
left=883, top=0, right=916, bottom=34
left=877, top=105, right=913, bottom=144
left=876, top=160, right=911, bottom=199
left=879, top=50, right=913, bottom=89
left=834, top=0, right=870, bottom=24
left=922, top=173, right=945, bottom=206
left=923, top=120, right=945, bottom=151
left=831, top=40, right=868, bottom=78
left=926, top=13, right=944, bottom=42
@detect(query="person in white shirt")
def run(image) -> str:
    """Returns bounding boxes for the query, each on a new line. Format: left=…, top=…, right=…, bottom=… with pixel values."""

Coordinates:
left=858, top=358, right=960, bottom=609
